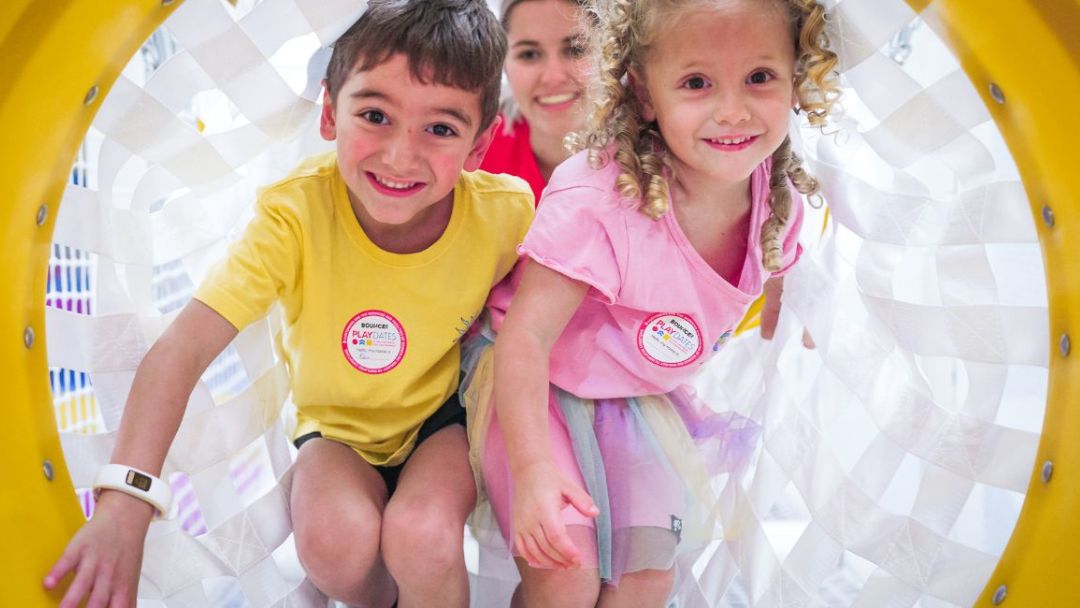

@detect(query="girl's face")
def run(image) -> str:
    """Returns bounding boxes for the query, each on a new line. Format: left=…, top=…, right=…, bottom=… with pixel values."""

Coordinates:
left=504, top=0, right=588, bottom=140
left=637, top=2, right=796, bottom=187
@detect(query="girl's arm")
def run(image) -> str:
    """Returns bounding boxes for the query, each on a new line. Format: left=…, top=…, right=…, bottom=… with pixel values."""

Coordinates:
left=494, top=259, right=598, bottom=569
left=45, top=299, right=238, bottom=607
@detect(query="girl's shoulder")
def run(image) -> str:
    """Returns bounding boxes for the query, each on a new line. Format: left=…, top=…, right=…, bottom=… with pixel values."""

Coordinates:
left=544, top=149, right=636, bottom=211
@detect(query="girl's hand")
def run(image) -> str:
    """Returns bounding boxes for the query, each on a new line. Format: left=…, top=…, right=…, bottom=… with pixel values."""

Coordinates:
left=760, top=277, right=816, bottom=348
left=44, top=490, right=155, bottom=608
left=512, top=461, right=598, bottom=570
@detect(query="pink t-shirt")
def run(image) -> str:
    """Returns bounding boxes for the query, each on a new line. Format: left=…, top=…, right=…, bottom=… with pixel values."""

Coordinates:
left=511, top=150, right=803, bottom=399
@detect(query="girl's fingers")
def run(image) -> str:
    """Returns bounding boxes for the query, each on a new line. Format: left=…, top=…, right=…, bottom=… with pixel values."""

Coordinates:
left=521, top=532, right=558, bottom=569
left=541, top=520, right=581, bottom=567
left=563, top=483, right=598, bottom=519
left=515, top=533, right=538, bottom=567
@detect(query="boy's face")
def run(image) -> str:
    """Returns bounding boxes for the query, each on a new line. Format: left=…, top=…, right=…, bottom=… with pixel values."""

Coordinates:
left=321, top=53, right=497, bottom=230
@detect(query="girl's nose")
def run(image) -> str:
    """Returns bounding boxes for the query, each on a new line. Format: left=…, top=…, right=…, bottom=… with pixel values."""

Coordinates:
left=712, top=90, right=752, bottom=126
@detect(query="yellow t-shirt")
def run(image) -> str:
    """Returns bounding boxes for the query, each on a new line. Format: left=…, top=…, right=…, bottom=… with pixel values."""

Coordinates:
left=195, top=152, right=533, bottom=466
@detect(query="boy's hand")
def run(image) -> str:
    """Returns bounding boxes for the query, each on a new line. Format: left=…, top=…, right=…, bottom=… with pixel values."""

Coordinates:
left=44, top=490, right=154, bottom=608
left=512, top=461, right=597, bottom=570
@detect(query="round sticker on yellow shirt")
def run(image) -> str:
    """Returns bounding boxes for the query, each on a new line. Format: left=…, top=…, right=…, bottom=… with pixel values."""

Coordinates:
left=637, top=313, right=703, bottom=368
left=341, top=310, right=407, bottom=374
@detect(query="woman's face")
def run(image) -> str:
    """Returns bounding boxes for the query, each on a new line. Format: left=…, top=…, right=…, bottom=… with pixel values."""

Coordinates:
left=504, top=0, right=588, bottom=141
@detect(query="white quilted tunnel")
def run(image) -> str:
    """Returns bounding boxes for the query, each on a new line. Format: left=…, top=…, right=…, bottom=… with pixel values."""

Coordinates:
left=45, top=0, right=1046, bottom=606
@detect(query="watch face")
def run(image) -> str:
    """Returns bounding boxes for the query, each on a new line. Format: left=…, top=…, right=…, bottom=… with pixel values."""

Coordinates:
left=125, top=470, right=152, bottom=492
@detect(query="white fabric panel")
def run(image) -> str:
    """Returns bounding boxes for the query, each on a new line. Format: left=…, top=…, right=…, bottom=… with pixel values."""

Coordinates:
left=46, top=0, right=1047, bottom=606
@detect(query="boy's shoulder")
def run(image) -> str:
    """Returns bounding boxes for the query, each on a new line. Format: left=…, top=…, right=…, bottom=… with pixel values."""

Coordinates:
left=459, top=169, right=535, bottom=217
left=263, top=151, right=338, bottom=194
left=252, top=152, right=339, bottom=220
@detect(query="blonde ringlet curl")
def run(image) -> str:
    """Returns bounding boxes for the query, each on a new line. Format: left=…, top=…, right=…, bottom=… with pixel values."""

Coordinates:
left=568, top=0, right=841, bottom=271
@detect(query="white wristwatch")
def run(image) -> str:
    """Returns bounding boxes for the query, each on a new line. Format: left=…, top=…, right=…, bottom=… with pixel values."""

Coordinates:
left=93, top=464, right=173, bottom=518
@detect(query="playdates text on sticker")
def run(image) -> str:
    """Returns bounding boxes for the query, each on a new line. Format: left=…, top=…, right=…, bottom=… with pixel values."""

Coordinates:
left=637, top=313, right=703, bottom=367
left=341, top=310, right=406, bottom=374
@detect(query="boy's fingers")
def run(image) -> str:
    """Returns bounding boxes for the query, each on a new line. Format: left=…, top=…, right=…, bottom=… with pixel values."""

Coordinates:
left=58, top=561, right=95, bottom=608
left=44, top=549, right=79, bottom=589
left=110, top=589, right=131, bottom=608
left=86, top=573, right=113, bottom=608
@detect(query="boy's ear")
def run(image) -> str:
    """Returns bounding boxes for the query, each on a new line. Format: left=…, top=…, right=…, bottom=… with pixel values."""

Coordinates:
left=319, top=83, right=337, bottom=141
left=463, top=115, right=502, bottom=172
left=630, top=71, right=656, bottom=122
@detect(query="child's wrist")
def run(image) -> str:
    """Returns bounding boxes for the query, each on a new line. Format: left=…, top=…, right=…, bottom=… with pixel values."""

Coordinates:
left=94, top=488, right=158, bottom=521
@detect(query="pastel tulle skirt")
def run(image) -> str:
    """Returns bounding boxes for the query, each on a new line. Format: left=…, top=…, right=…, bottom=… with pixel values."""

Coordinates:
left=460, top=330, right=760, bottom=585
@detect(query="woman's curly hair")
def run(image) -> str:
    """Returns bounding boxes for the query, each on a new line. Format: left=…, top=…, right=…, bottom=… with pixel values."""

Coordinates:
left=567, top=0, right=840, bottom=271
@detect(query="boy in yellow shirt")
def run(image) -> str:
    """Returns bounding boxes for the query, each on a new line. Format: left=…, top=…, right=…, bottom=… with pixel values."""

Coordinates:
left=44, top=1, right=533, bottom=606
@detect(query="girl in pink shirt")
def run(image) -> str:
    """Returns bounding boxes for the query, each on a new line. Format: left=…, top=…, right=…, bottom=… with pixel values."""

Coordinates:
left=463, top=1, right=840, bottom=605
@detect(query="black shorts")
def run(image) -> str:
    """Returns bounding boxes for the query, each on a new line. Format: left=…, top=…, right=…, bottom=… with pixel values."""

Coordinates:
left=293, top=393, right=466, bottom=495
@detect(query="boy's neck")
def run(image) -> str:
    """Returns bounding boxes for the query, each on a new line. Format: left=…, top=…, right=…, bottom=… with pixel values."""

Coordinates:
left=348, top=191, right=455, bottom=254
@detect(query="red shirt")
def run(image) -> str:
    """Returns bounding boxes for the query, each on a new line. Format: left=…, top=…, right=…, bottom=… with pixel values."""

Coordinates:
left=480, top=116, right=545, bottom=205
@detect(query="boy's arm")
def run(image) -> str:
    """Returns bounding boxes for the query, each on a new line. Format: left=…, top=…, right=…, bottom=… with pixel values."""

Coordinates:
left=494, top=259, right=597, bottom=569
left=45, top=299, right=237, bottom=606
left=109, top=299, right=238, bottom=476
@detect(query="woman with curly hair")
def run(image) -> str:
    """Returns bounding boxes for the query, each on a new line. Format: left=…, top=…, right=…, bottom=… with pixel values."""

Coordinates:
left=464, top=0, right=840, bottom=605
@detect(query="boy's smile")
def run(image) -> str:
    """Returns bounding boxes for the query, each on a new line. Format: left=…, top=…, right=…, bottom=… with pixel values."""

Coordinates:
left=321, top=53, right=496, bottom=252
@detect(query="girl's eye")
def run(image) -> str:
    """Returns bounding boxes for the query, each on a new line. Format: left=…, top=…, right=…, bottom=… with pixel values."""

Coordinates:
left=565, top=42, right=586, bottom=60
left=428, top=124, right=457, bottom=138
left=748, top=70, right=773, bottom=85
left=360, top=110, right=388, bottom=125
left=684, top=76, right=708, bottom=90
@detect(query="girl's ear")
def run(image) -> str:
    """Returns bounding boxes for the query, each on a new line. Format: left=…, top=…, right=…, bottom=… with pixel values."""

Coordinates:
left=629, top=70, right=656, bottom=122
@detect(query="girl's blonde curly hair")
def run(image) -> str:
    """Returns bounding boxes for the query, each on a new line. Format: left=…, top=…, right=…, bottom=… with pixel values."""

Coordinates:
left=567, top=0, right=840, bottom=272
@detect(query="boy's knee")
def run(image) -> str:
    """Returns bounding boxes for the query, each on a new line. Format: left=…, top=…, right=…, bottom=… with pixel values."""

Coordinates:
left=382, top=500, right=464, bottom=574
left=295, top=513, right=382, bottom=586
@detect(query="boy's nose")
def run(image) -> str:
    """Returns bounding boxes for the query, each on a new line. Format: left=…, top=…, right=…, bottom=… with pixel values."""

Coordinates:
left=381, top=132, right=418, bottom=170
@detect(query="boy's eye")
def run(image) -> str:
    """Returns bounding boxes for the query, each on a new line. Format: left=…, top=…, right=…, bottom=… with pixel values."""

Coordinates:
left=428, top=124, right=457, bottom=138
left=683, top=76, right=709, bottom=90
left=748, top=70, right=774, bottom=85
left=360, top=110, right=388, bottom=125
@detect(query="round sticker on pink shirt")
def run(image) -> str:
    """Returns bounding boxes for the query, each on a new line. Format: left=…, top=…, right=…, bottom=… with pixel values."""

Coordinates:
left=341, top=310, right=406, bottom=374
left=637, top=313, right=703, bottom=368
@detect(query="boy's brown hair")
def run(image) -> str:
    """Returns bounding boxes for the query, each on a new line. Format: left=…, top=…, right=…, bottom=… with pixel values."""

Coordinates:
left=325, top=0, right=507, bottom=132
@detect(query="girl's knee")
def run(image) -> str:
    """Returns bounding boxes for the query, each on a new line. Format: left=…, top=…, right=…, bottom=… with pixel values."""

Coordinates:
left=520, top=567, right=601, bottom=608
left=602, top=568, right=676, bottom=606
